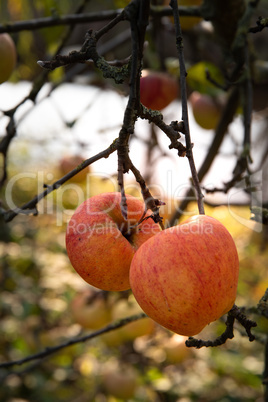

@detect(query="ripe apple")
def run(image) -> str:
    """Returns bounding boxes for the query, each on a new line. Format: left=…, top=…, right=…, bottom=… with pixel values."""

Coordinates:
left=189, top=91, right=222, bottom=130
left=140, top=70, right=179, bottom=110
left=129, top=215, right=239, bottom=336
left=101, top=360, right=138, bottom=399
left=58, top=155, right=90, bottom=183
left=70, top=288, right=111, bottom=330
left=66, top=192, right=161, bottom=291
left=0, top=33, right=16, bottom=84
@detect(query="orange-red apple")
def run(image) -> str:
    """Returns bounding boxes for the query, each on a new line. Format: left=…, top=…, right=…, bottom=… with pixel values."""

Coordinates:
left=140, top=70, right=179, bottom=110
left=0, top=33, right=16, bottom=84
left=189, top=91, right=222, bottom=130
left=70, top=289, right=111, bottom=330
left=129, top=215, right=239, bottom=336
left=66, top=192, right=161, bottom=291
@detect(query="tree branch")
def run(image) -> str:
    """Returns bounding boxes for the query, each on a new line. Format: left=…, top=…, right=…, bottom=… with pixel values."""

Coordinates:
left=0, top=313, right=147, bottom=369
left=2, top=141, right=118, bottom=222
left=170, top=0, right=204, bottom=215
left=186, top=304, right=257, bottom=348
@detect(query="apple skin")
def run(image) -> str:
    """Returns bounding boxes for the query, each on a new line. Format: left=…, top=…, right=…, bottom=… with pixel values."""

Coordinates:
left=66, top=192, right=161, bottom=291
left=0, top=33, right=16, bottom=84
left=129, top=215, right=239, bottom=336
left=189, top=91, right=222, bottom=130
left=140, top=70, right=179, bottom=110
left=70, top=289, right=111, bottom=330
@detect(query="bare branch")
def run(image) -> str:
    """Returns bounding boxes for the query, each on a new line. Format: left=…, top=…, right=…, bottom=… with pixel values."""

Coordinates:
left=170, top=0, right=204, bottom=215
left=186, top=304, right=257, bottom=348
left=0, top=313, right=147, bottom=369
left=2, top=141, right=118, bottom=222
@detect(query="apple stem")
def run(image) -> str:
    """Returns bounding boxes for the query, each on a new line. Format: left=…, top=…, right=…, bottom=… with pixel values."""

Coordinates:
left=169, top=0, right=205, bottom=216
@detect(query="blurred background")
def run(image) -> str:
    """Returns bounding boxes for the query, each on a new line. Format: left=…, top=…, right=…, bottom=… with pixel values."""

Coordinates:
left=0, top=0, right=268, bottom=401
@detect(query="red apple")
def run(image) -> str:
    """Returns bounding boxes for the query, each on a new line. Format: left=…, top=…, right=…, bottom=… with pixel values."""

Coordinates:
left=0, top=33, right=16, bottom=84
left=129, top=215, right=239, bottom=336
left=140, top=70, right=179, bottom=110
left=70, top=289, right=111, bottom=330
left=66, top=192, right=161, bottom=291
left=189, top=91, right=223, bottom=130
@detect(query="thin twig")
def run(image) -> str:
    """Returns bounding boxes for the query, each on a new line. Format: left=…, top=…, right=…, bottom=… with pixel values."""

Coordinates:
left=2, top=141, right=118, bottom=222
left=0, top=313, right=147, bottom=369
left=169, top=0, right=204, bottom=215
left=186, top=304, right=257, bottom=348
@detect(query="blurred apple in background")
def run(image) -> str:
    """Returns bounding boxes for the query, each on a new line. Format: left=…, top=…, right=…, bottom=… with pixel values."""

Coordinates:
left=70, top=288, right=111, bottom=330
left=162, top=334, right=192, bottom=364
left=189, top=91, right=223, bottom=130
left=58, top=155, right=90, bottom=183
left=0, top=33, right=16, bottom=84
left=112, top=295, right=155, bottom=341
left=140, top=70, right=179, bottom=110
left=164, top=0, right=203, bottom=31
left=101, top=359, right=138, bottom=399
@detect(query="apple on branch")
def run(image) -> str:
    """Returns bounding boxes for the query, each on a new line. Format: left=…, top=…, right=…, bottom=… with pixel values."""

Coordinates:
left=66, top=192, right=161, bottom=291
left=129, top=215, right=239, bottom=336
left=140, top=70, right=179, bottom=110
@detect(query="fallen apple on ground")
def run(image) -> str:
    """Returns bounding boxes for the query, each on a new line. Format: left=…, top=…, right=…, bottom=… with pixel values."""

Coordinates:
left=140, top=70, right=179, bottom=110
left=66, top=192, right=161, bottom=291
left=129, top=215, right=239, bottom=336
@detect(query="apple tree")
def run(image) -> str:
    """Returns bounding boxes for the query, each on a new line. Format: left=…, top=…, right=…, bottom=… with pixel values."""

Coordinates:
left=0, top=0, right=268, bottom=400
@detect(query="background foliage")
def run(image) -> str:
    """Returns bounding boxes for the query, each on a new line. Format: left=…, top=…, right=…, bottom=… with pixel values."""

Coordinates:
left=0, top=0, right=268, bottom=401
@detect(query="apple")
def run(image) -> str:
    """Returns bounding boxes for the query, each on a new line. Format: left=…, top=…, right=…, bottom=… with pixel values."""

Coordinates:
left=189, top=91, right=222, bottom=130
left=111, top=296, right=155, bottom=341
left=162, top=334, right=191, bottom=364
left=101, top=360, right=138, bottom=399
left=129, top=215, right=239, bottom=336
left=70, top=288, right=111, bottom=330
left=164, top=0, right=202, bottom=31
left=0, top=33, right=16, bottom=84
left=140, top=70, right=179, bottom=110
left=66, top=192, right=161, bottom=291
left=58, top=155, right=90, bottom=183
